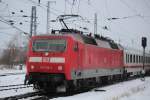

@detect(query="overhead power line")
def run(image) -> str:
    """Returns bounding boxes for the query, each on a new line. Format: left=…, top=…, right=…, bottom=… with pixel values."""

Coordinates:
left=119, top=0, right=150, bottom=25
left=0, top=17, right=29, bottom=36
left=27, top=0, right=63, bottom=16
left=107, top=14, right=142, bottom=21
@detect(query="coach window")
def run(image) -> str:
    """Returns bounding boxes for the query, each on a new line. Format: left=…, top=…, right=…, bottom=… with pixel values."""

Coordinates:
left=128, top=54, right=129, bottom=63
left=127, top=54, right=129, bottom=63
left=136, top=55, right=138, bottom=63
left=139, top=56, right=141, bottom=63
left=128, top=54, right=130, bottom=63
left=133, top=55, right=135, bottom=63
left=130, top=54, right=132, bottom=63
left=140, top=56, right=142, bottom=63
left=129, top=54, right=131, bottom=63
left=126, top=54, right=128, bottom=63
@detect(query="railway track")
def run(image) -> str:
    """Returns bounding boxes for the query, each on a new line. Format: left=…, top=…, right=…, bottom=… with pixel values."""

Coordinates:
left=0, top=84, right=26, bottom=88
left=0, top=86, right=91, bottom=100
left=0, top=84, right=33, bottom=92
left=0, top=92, right=43, bottom=100
left=0, top=72, right=25, bottom=77
left=0, top=76, right=147, bottom=100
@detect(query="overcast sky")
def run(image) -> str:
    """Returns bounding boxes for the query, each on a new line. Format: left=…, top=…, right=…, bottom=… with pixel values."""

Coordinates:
left=0, top=0, right=150, bottom=51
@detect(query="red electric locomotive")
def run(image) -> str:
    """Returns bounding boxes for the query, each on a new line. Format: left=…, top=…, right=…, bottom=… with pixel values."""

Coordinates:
left=25, top=29, right=126, bottom=92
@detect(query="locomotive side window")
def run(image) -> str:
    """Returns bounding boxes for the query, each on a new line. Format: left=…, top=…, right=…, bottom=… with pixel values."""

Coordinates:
left=32, top=39, right=66, bottom=52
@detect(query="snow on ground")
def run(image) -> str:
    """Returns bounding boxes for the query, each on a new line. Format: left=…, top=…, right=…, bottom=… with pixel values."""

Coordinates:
left=52, top=77, right=150, bottom=100
left=0, top=66, right=34, bottom=98
left=0, top=74, right=25, bottom=86
left=0, top=66, right=150, bottom=99
left=0, top=65, right=26, bottom=75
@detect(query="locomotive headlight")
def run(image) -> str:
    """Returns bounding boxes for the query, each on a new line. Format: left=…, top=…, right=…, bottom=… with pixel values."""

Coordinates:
left=31, top=65, right=35, bottom=69
left=58, top=65, right=63, bottom=71
left=45, top=52, right=49, bottom=56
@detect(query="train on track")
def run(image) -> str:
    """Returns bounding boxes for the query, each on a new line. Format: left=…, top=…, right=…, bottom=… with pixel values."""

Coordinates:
left=25, top=28, right=150, bottom=92
left=25, top=15, right=150, bottom=92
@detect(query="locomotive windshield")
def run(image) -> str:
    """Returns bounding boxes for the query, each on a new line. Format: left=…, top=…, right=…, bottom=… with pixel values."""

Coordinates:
left=32, top=39, right=66, bottom=52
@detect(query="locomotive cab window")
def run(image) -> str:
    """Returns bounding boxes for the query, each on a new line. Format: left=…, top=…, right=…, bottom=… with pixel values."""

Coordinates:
left=32, top=39, right=66, bottom=52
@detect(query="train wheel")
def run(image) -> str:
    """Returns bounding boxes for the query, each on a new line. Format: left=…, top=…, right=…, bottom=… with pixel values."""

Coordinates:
left=101, top=76, right=108, bottom=85
left=66, top=81, right=76, bottom=93
left=56, top=80, right=75, bottom=93
left=33, top=82, right=43, bottom=91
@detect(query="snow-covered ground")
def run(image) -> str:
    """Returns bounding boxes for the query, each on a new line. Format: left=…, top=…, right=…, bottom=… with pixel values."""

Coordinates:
left=0, top=66, right=34, bottom=98
left=0, top=67, right=150, bottom=99
left=0, top=78, right=34, bottom=98
left=0, top=65, right=26, bottom=75
left=52, top=78, right=150, bottom=100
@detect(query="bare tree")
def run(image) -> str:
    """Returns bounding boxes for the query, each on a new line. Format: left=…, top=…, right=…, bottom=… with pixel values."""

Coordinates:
left=0, top=34, right=27, bottom=69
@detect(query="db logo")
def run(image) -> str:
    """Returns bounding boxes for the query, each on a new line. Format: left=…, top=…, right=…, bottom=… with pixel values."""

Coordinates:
left=42, top=57, right=50, bottom=62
